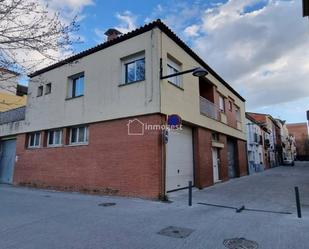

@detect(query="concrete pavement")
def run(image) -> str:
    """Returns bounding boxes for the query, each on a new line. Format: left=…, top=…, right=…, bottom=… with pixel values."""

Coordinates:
left=1, top=162, right=309, bottom=249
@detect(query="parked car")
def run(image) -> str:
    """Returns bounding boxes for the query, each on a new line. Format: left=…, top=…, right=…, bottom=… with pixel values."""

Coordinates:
left=283, top=157, right=295, bottom=166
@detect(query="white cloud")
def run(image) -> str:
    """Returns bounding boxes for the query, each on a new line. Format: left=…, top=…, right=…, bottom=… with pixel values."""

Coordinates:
left=2, top=0, right=94, bottom=75
left=44, top=0, right=94, bottom=16
left=114, top=11, right=137, bottom=34
left=148, top=0, right=309, bottom=121
left=94, top=28, right=106, bottom=43
left=145, top=1, right=205, bottom=39
left=186, top=0, right=309, bottom=121
left=94, top=10, right=137, bottom=43
left=184, top=25, right=200, bottom=37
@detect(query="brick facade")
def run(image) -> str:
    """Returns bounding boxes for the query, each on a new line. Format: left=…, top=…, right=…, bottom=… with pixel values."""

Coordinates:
left=12, top=114, right=248, bottom=199
left=287, top=123, right=309, bottom=157
left=13, top=114, right=164, bottom=199
left=193, top=127, right=213, bottom=188
left=193, top=126, right=247, bottom=189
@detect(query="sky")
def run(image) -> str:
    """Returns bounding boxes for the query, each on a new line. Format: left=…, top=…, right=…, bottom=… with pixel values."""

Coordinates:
left=40, top=0, right=309, bottom=123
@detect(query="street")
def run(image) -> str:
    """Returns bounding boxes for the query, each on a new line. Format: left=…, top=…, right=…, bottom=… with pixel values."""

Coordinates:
left=1, top=162, right=309, bottom=249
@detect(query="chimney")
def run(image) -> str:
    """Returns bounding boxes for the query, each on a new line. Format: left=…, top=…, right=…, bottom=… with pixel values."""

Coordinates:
left=104, top=28, right=122, bottom=42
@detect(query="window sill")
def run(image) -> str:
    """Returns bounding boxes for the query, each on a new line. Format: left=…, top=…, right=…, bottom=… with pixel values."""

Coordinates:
left=27, top=146, right=40, bottom=150
left=119, top=79, right=145, bottom=87
left=47, top=144, right=63, bottom=148
left=167, top=81, right=184, bottom=91
left=65, top=95, right=84, bottom=101
left=66, top=142, right=89, bottom=147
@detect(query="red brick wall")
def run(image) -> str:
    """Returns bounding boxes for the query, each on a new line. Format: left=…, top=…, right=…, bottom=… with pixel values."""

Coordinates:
left=225, top=98, right=239, bottom=129
left=287, top=123, right=309, bottom=156
left=13, top=114, right=163, bottom=199
left=192, top=126, right=249, bottom=189
left=193, top=127, right=213, bottom=188
left=236, top=139, right=248, bottom=176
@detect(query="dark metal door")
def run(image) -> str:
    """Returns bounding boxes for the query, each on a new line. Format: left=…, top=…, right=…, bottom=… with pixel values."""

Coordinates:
left=227, top=139, right=236, bottom=178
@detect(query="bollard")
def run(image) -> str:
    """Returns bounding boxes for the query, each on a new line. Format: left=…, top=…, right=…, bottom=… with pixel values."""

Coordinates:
left=295, top=186, right=302, bottom=218
left=188, top=181, right=192, bottom=206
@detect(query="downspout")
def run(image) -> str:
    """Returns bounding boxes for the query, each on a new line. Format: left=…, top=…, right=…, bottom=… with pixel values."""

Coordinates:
left=159, top=30, right=167, bottom=200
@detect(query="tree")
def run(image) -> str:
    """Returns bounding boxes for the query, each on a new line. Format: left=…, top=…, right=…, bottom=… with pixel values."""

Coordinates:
left=0, top=0, right=79, bottom=85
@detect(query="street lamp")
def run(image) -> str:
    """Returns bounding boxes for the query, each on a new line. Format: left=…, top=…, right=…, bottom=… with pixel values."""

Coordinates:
left=160, top=59, right=208, bottom=79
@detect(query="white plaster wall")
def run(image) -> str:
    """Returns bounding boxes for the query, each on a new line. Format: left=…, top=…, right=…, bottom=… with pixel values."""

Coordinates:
left=159, top=32, right=246, bottom=140
left=2, top=29, right=161, bottom=134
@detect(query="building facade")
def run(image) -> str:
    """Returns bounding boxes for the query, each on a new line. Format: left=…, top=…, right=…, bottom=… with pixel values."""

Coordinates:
left=0, top=20, right=247, bottom=199
left=245, top=114, right=265, bottom=174
left=246, top=113, right=281, bottom=168
left=276, top=119, right=296, bottom=163
left=287, top=122, right=309, bottom=160
left=0, top=68, right=27, bottom=112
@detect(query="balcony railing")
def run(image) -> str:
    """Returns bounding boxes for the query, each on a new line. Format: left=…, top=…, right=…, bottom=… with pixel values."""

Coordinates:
left=199, top=96, right=220, bottom=121
left=0, top=106, right=26, bottom=125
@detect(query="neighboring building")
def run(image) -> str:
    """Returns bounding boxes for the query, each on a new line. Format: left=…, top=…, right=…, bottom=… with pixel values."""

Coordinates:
left=0, top=20, right=247, bottom=199
left=0, top=68, right=27, bottom=112
left=276, top=119, right=296, bottom=163
left=246, top=113, right=281, bottom=167
left=245, top=114, right=266, bottom=174
left=287, top=122, right=309, bottom=160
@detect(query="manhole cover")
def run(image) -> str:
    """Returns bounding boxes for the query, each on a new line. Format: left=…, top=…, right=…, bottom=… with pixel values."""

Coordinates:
left=223, top=238, right=258, bottom=249
left=98, top=202, right=116, bottom=207
left=158, top=226, right=194, bottom=239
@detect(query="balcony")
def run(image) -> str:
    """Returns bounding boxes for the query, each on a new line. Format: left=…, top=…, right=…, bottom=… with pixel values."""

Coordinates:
left=0, top=106, right=26, bottom=125
left=200, top=96, right=220, bottom=121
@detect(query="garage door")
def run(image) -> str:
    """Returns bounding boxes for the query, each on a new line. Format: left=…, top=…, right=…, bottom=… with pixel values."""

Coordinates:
left=0, top=139, right=17, bottom=184
left=166, top=126, right=194, bottom=192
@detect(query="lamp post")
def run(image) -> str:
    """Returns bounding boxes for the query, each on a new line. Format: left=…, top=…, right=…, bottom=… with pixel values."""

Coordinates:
left=160, top=59, right=208, bottom=79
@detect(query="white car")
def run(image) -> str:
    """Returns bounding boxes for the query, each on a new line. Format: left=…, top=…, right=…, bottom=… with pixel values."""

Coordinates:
left=283, top=157, right=295, bottom=166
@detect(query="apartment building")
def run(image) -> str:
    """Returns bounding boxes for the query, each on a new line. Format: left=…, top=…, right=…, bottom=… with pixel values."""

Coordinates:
left=0, top=68, right=27, bottom=112
left=287, top=122, right=309, bottom=160
left=245, top=114, right=267, bottom=173
left=0, top=68, right=28, bottom=184
left=276, top=119, right=296, bottom=163
left=0, top=20, right=247, bottom=199
left=246, top=112, right=281, bottom=168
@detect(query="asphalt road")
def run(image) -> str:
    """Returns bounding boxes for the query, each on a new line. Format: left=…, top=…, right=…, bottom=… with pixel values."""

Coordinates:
left=1, top=162, right=309, bottom=249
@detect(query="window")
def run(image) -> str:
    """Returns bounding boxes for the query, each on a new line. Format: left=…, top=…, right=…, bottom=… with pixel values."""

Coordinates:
left=235, top=106, right=241, bottom=121
left=219, top=95, right=225, bottom=112
left=68, top=73, right=84, bottom=98
left=47, top=129, right=62, bottom=147
left=124, top=57, right=145, bottom=84
left=167, top=57, right=181, bottom=87
left=228, top=101, right=232, bottom=111
left=45, top=83, right=51, bottom=95
left=212, top=132, right=219, bottom=141
left=69, top=126, right=88, bottom=144
left=28, top=132, right=41, bottom=148
left=37, top=86, right=43, bottom=97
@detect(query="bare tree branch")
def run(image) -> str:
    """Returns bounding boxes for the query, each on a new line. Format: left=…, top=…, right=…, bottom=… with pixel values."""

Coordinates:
left=0, top=0, right=80, bottom=82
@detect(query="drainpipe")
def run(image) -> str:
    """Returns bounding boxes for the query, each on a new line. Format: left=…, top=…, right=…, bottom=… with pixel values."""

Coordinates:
left=160, top=115, right=167, bottom=201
